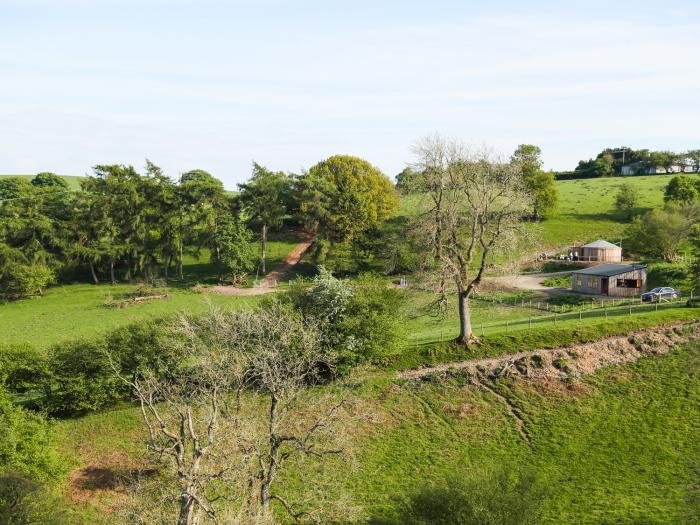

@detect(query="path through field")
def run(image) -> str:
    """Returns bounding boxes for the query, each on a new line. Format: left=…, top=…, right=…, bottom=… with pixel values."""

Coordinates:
left=205, top=234, right=313, bottom=296
left=488, top=270, right=572, bottom=294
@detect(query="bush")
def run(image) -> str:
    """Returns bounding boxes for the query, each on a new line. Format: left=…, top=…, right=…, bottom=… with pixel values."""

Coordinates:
left=0, top=245, right=55, bottom=301
left=394, top=466, right=547, bottom=525
left=41, top=338, right=124, bottom=415
left=0, top=343, right=48, bottom=395
left=0, top=387, right=65, bottom=480
left=38, top=319, right=168, bottom=415
left=540, top=274, right=571, bottom=288
left=282, top=268, right=406, bottom=371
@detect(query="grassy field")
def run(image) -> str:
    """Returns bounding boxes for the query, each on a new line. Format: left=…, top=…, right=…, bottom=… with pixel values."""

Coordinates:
left=0, top=232, right=303, bottom=348
left=399, top=173, right=699, bottom=252
left=0, top=173, right=85, bottom=190
left=53, top=332, right=700, bottom=524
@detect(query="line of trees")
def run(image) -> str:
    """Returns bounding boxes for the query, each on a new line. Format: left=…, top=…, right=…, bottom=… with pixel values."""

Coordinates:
left=0, top=154, right=402, bottom=300
left=572, top=147, right=700, bottom=178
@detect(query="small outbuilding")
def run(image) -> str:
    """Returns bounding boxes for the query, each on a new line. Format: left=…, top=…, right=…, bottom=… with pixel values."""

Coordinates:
left=571, top=263, right=647, bottom=297
left=573, top=239, right=622, bottom=263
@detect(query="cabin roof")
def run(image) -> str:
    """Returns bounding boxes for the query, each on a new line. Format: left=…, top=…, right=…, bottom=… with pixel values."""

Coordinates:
left=572, top=264, right=646, bottom=277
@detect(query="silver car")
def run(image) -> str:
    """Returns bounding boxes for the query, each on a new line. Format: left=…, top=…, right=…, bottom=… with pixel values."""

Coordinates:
left=641, top=287, right=680, bottom=302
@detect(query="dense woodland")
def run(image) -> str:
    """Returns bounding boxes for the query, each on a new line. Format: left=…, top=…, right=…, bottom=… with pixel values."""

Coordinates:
left=1, top=142, right=700, bottom=524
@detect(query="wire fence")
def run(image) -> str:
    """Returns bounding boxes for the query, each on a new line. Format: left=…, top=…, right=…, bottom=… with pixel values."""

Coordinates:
left=473, top=290, right=695, bottom=314
left=411, top=295, right=691, bottom=345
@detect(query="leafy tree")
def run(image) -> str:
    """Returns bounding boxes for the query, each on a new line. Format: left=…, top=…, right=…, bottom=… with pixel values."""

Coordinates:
left=593, top=153, right=614, bottom=177
left=0, top=245, right=54, bottom=300
left=298, top=155, right=399, bottom=245
left=625, top=204, right=699, bottom=261
left=414, top=136, right=532, bottom=343
left=31, top=172, right=68, bottom=189
left=664, top=174, right=700, bottom=204
left=178, top=169, right=228, bottom=278
left=689, top=225, right=700, bottom=288
left=614, top=182, right=641, bottom=220
left=238, top=163, right=290, bottom=273
left=284, top=267, right=405, bottom=370
left=0, top=177, right=32, bottom=200
left=511, top=145, right=558, bottom=219
left=209, top=214, right=256, bottom=281
left=395, top=167, right=426, bottom=194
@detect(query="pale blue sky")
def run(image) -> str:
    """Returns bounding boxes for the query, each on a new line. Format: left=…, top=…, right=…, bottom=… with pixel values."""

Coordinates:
left=1, top=0, right=698, bottom=187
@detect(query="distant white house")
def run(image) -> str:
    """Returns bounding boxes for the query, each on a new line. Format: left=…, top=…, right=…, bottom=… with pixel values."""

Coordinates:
left=621, top=162, right=694, bottom=176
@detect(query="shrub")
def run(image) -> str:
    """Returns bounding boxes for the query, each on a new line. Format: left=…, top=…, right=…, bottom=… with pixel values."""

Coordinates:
left=0, top=387, right=65, bottom=480
left=39, top=319, right=169, bottom=415
left=540, top=274, right=571, bottom=288
left=282, top=268, right=406, bottom=371
left=0, top=245, right=55, bottom=301
left=41, top=338, right=124, bottom=414
left=0, top=343, right=48, bottom=394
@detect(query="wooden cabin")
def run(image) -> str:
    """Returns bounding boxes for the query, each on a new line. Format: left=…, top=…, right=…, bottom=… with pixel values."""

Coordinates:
left=571, top=264, right=647, bottom=297
left=571, top=240, right=622, bottom=263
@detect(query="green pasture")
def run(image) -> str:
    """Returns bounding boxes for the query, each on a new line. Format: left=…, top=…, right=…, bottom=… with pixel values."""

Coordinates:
left=52, top=330, right=700, bottom=524
left=398, top=173, right=698, bottom=251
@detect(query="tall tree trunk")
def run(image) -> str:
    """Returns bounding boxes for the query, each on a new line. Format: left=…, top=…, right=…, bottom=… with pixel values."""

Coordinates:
left=177, top=492, right=197, bottom=525
left=261, top=222, right=267, bottom=274
left=88, top=261, right=99, bottom=284
left=110, top=259, right=116, bottom=285
left=457, top=290, right=473, bottom=344
left=178, top=238, right=184, bottom=281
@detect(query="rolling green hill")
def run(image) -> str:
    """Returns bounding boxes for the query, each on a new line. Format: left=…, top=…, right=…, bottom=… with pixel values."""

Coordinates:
left=0, top=174, right=84, bottom=190
left=400, top=173, right=697, bottom=250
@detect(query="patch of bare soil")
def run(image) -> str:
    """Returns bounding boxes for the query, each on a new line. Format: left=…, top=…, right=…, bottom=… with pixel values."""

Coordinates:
left=67, top=452, right=156, bottom=512
left=399, top=322, right=700, bottom=383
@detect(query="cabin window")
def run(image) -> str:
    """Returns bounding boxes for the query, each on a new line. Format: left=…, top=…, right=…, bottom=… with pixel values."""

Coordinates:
left=576, top=275, right=582, bottom=287
left=616, top=278, right=641, bottom=289
left=587, top=277, right=598, bottom=288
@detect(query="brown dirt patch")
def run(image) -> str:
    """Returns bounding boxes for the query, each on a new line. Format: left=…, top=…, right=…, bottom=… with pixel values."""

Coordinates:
left=67, top=451, right=156, bottom=512
left=399, top=321, right=700, bottom=384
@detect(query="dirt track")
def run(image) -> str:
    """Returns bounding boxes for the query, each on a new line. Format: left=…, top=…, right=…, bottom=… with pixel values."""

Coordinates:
left=204, top=235, right=313, bottom=297
left=488, top=270, right=572, bottom=294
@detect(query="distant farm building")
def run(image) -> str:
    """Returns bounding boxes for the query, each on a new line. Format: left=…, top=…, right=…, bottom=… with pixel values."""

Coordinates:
left=620, top=162, right=694, bottom=176
left=571, top=264, right=647, bottom=297
left=571, top=240, right=622, bottom=263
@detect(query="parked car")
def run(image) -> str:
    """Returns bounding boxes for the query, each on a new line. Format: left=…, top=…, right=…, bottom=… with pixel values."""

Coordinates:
left=641, top=287, right=680, bottom=302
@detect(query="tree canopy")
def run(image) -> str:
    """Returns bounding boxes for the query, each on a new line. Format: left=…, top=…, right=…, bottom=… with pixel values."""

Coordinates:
left=298, top=155, right=399, bottom=243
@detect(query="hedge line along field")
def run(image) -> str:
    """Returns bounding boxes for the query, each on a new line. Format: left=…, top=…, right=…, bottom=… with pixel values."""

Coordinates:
left=54, top=331, right=700, bottom=524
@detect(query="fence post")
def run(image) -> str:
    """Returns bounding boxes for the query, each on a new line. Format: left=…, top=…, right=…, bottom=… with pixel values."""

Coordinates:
left=554, top=313, right=557, bottom=325
left=605, top=307, right=608, bottom=319
left=546, top=303, right=549, bottom=312
left=655, top=303, right=658, bottom=312
left=529, top=317, right=532, bottom=329
left=579, top=309, right=582, bottom=321
left=629, top=306, right=632, bottom=316
left=506, top=320, right=509, bottom=333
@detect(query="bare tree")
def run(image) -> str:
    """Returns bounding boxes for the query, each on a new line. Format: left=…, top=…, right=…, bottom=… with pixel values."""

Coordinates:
left=113, top=304, right=353, bottom=524
left=413, top=135, right=532, bottom=344
left=111, top=309, right=249, bottom=525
